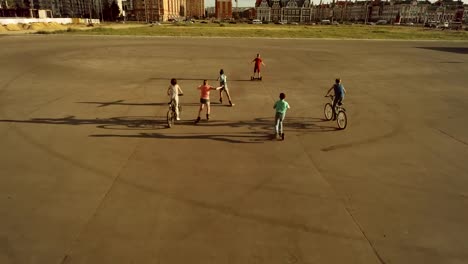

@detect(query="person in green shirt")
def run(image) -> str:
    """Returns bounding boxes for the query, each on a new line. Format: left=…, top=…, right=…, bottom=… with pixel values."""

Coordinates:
left=217, top=69, right=234, bottom=106
left=273, top=93, right=290, bottom=140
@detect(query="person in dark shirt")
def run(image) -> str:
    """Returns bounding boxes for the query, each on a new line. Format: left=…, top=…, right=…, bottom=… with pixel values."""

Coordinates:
left=326, top=78, right=347, bottom=120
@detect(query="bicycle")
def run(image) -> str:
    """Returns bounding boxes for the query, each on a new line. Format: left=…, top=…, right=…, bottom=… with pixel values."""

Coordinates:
left=324, top=95, right=347, bottom=130
left=167, top=94, right=183, bottom=128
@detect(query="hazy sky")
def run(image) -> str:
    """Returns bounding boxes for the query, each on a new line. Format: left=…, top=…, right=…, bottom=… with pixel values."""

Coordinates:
left=204, top=0, right=468, bottom=7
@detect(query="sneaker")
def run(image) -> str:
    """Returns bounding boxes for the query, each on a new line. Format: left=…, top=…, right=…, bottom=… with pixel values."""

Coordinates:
left=176, top=117, right=180, bottom=121
left=195, top=117, right=200, bottom=124
left=229, top=101, right=235, bottom=107
left=219, top=98, right=223, bottom=104
left=281, top=133, right=285, bottom=140
left=206, top=114, right=210, bottom=121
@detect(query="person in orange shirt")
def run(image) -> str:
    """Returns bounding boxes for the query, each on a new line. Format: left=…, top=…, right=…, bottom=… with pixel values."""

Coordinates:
left=195, top=80, right=223, bottom=124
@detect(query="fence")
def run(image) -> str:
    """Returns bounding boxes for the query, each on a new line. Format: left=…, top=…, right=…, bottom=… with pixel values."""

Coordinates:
left=0, top=18, right=100, bottom=25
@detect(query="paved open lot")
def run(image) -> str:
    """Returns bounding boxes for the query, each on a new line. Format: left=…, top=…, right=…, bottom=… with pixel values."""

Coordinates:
left=1, top=35, right=467, bottom=264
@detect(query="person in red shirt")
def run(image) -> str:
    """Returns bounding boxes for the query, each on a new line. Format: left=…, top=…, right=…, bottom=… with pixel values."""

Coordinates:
left=252, top=53, right=266, bottom=79
left=195, top=80, right=223, bottom=124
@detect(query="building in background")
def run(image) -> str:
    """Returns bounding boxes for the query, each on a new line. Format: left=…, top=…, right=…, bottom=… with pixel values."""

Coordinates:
left=0, top=0, right=124, bottom=19
left=126, top=0, right=186, bottom=22
left=256, top=0, right=270, bottom=21
left=215, top=0, right=231, bottom=19
left=254, top=0, right=467, bottom=24
left=231, top=6, right=255, bottom=19
left=186, top=0, right=203, bottom=18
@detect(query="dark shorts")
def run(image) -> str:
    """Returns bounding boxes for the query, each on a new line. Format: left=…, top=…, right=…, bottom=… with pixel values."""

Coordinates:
left=254, top=65, right=260, bottom=73
left=333, top=96, right=343, bottom=106
left=200, top=98, right=210, bottom=104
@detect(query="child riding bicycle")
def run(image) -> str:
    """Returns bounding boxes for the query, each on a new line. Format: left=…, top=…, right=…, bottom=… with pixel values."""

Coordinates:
left=167, top=78, right=184, bottom=120
left=325, top=78, right=346, bottom=120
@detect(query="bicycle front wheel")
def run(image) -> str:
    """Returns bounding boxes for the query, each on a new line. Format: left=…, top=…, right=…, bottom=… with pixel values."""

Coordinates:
left=324, top=103, right=333, bottom=121
left=167, top=110, right=174, bottom=128
left=337, top=111, right=347, bottom=130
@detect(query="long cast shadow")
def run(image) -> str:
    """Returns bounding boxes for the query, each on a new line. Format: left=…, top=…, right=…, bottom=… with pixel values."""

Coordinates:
left=77, top=100, right=169, bottom=107
left=90, top=132, right=269, bottom=144
left=0, top=116, right=163, bottom=130
left=148, top=77, right=217, bottom=81
left=148, top=77, right=254, bottom=82
left=417, top=47, right=468, bottom=55
left=189, top=117, right=338, bottom=133
left=0, top=116, right=338, bottom=133
left=76, top=100, right=230, bottom=108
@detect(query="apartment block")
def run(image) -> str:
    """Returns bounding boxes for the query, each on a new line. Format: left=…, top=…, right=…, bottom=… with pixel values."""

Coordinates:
left=215, top=0, right=231, bottom=19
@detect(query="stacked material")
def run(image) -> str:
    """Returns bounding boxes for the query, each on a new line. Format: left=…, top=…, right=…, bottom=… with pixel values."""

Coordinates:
left=30, top=22, right=67, bottom=31
left=5, top=24, right=22, bottom=31
left=30, top=23, right=47, bottom=30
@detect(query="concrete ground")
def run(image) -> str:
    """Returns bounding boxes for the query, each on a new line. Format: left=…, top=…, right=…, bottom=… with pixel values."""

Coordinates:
left=0, top=35, right=467, bottom=264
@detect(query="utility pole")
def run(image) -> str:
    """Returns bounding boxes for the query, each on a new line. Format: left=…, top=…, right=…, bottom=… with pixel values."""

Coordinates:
left=89, top=0, right=92, bottom=19
left=365, top=1, right=369, bottom=24
left=158, top=0, right=161, bottom=21
left=100, top=0, right=103, bottom=21
left=144, top=0, right=148, bottom=23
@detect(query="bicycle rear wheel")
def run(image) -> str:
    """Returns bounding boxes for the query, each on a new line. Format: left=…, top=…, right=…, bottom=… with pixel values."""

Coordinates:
left=337, top=111, right=347, bottom=130
left=324, top=103, right=333, bottom=121
left=167, top=110, right=174, bottom=128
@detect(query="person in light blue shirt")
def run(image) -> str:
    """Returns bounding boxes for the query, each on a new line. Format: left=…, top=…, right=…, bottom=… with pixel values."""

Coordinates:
left=273, top=93, right=290, bottom=140
left=217, top=69, right=234, bottom=106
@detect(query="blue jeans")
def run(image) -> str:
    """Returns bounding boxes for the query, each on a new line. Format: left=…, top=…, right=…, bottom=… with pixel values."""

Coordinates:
left=275, top=112, right=285, bottom=134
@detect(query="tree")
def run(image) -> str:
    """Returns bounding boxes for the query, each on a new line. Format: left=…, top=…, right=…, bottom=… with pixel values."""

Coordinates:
left=24, top=0, right=32, bottom=8
left=102, top=0, right=111, bottom=21
left=110, top=0, right=120, bottom=21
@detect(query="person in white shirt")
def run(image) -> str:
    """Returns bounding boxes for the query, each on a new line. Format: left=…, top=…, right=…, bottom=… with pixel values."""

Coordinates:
left=167, top=78, right=184, bottom=120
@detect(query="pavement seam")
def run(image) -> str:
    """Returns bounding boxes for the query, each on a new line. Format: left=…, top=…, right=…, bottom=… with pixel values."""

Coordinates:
left=436, top=128, right=468, bottom=146
left=60, top=138, right=143, bottom=263
left=296, top=136, right=387, bottom=264
left=254, top=76, right=380, bottom=260
left=60, top=84, right=167, bottom=262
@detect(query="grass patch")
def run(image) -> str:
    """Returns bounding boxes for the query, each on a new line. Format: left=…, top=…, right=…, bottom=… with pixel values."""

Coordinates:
left=55, top=23, right=468, bottom=40
left=36, top=30, right=54, bottom=34
left=35, top=27, right=80, bottom=34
